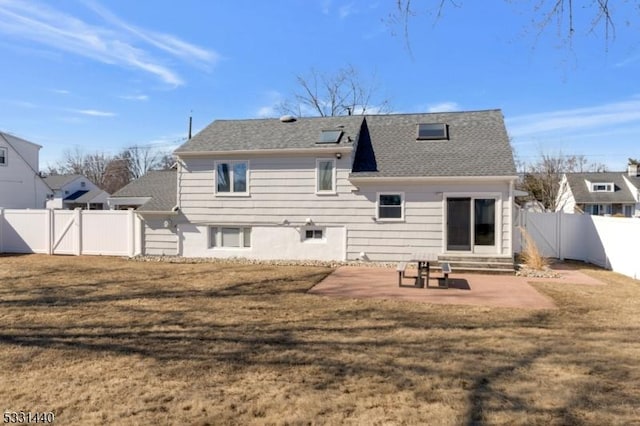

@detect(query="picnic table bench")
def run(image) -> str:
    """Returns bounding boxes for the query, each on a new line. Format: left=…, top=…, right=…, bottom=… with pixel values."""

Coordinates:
left=397, top=255, right=453, bottom=289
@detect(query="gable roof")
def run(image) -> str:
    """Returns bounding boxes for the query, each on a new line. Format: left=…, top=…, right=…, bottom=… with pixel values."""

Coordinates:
left=175, top=115, right=361, bottom=153
left=174, top=110, right=516, bottom=178
left=42, top=174, right=84, bottom=190
left=352, top=110, right=516, bottom=178
left=564, top=172, right=637, bottom=204
left=0, top=131, right=42, bottom=149
left=0, top=132, right=50, bottom=191
left=111, top=170, right=177, bottom=212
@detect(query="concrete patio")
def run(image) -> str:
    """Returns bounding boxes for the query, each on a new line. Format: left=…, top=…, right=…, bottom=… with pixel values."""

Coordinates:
left=309, top=262, right=605, bottom=309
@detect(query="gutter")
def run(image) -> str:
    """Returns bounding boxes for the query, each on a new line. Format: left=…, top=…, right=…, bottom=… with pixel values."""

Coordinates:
left=174, top=146, right=353, bottom=157
left=349, top=175, right=519, bottom=184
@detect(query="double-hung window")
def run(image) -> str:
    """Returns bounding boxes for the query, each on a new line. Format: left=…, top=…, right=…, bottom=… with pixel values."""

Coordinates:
left=216, top=161, right=248, bottom=195
left=316, top=159, right=336, bottom=194
left=0, top=147, right=7, bottom=166
left=377, top=193, right=404, bottom=221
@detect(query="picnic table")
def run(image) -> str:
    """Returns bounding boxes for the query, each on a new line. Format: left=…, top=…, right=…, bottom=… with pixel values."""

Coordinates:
left=410, top=252, right=438, bottom=288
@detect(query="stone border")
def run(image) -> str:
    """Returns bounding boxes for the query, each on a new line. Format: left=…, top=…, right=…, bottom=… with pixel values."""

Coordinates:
left=127, top=255, right=403, bottom=269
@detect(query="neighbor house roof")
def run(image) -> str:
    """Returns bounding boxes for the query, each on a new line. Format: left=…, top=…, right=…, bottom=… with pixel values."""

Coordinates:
left=111, top=170, right=177, bottom=212
left=174, top=110, right=516, bottom=178
left=42, top=174, right=83, bottom=190
left=564, top=172, right=637, bottom=204
left=64, top=188, right=107, bottom=204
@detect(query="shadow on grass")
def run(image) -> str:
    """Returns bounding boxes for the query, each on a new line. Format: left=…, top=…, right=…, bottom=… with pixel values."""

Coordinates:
left=1, top=257, right=639, bottom=424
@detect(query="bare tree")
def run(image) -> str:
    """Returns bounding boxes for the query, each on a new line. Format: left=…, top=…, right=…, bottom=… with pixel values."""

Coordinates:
left=389, top=1, right=624, bottom=52
left=121, top=146, right=174, bottom=179
left=102, top=156, right=131, bottom=194
left=279, top=65, right=391, bottom=117
left=519, top=152, right=607, bottom=210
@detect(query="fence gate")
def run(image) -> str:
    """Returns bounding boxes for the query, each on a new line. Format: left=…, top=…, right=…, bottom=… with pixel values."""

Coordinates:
left=52, top=210, right=77, bottom=255
left=518, top=211, right=561, bottom=259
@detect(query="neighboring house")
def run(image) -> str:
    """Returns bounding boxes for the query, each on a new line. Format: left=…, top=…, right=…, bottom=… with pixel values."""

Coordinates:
left=168, top=109, right=518, bottom=264
left=556, top=164, right=640, bottom=217
left=43, top=174, right=110, bottom=210
left=108, top=170, right=178, bottom=256
left=0, top=131, right=51, bottom=208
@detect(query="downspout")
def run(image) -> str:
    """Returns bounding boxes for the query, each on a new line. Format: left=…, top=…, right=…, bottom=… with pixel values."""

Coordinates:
left=509, top=179, right=515, bottom=257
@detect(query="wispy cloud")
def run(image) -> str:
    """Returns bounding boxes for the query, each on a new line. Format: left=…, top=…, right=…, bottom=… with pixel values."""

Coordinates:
left=321, top=0, right=331, bottom=15
left=119, top=94, right=149, bottom=101
left=614, top=54, right=640, bottom=68
left=255, top=90, right=284, bottom=118
left=508, top=99, right=640, bottom=138
left=338, top=3, right=356, bottom=19
left=50, top=89, right=70, bottom=95
left=0, top=99, right=38, bottom=108
left=427, top=102, right=460, bottom=113
left=507, top=99, right=640, bottom=169
left=70, top=109, right=116, bottom=117
left=0, top=0, right=219, bottom=86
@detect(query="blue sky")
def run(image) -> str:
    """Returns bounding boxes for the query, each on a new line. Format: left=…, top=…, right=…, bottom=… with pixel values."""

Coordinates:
left=0, top=0, right=638, bottom=171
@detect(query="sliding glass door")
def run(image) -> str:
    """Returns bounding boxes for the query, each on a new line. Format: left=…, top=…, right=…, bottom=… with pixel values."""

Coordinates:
left=446, top=197, right=497, bottom=252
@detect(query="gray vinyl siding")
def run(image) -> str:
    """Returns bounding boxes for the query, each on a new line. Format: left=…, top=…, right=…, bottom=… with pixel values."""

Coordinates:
left=178, top=156, right=512, bottom=261
left=143, top=218, right=178, bottom=256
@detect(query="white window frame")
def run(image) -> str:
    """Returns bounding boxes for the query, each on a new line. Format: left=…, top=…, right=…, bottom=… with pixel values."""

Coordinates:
left=0, top=147, right=7, bottom=166
left=303, top=227, right=325, bottom=242
left=315, top=158, right=337, bottom=195
left=376, top=192, right=405, bottom=222
left=209, top=226, right=251, bottom=249
left=214, top=160, right=250, bottom=196
left=592, top=182, right=613, bottom=192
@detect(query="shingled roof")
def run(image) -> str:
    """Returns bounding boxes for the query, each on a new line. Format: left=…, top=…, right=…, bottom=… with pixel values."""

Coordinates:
left=175, top=115, right=361, bottom=153
left=565, top=172, right=638, bottom=204
left=42, top=174, right=84, bottom=190
left=111, top=170, right=177, bottom=212
left=174, top=110, right=516, bottom=178
left=353, top=110, right=516, bottom=177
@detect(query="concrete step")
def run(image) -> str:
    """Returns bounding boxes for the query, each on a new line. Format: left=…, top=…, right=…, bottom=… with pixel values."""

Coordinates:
left=435, top=255, right=515, bottom=275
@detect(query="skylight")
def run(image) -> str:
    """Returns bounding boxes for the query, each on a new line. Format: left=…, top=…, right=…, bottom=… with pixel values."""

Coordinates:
left=318, top=129, right=343, bottom=144
left=416, top=123, right=448, bottom=140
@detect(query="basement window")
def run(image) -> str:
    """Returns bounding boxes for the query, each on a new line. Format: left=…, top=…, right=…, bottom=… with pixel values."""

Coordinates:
left=210, top=227, right=251, bottom=248
left=318, top=130, right=343, bottom=144
left=416, top=123, right=448, bottom=140
left=304, top=229, right=324, bottom=240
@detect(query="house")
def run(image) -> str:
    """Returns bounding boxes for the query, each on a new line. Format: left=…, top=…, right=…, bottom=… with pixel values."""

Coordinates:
left=0, top=131, right=51, bottom=209
left=167, top=109, right=518, bottom=265
left=42, top=174, right=110, bottom=210
left=107, top=169, right=178, bottom=256
left=556, top=164, right=640, bottom=217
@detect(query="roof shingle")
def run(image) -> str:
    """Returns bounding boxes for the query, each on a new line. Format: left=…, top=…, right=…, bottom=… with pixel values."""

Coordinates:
left=111, top=170, right=177, bottom=212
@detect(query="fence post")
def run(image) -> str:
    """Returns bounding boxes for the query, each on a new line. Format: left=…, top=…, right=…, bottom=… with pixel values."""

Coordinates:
left=557, top=212, right=564, bottom=260
left=0, top=208, right=4, bottom=254
left=46, top=209, right=53, bottom=255
left=128, top=209, right=135, bottom=257
left=74, top=208, right=82, bottom=256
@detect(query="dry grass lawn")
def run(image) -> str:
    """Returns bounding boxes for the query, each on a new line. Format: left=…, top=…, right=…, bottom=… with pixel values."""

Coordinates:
left=0, top=255, right=639, bottom=425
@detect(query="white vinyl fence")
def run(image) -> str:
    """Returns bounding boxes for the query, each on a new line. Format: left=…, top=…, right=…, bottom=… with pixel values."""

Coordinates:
left=0, top=208, right=142, bottom=257
left=515, top=209, right=640, bottom=280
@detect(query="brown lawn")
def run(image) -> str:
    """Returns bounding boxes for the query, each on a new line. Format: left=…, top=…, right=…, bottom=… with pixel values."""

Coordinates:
left=0, top=254, right=638, bottom=425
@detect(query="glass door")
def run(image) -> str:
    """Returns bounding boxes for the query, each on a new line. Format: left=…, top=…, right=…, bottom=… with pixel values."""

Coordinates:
left=474, top=199, right=496, bottom=252
left=447, top=198, right=471, bottom=251
left=446, top=197, right=497, bottom=253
